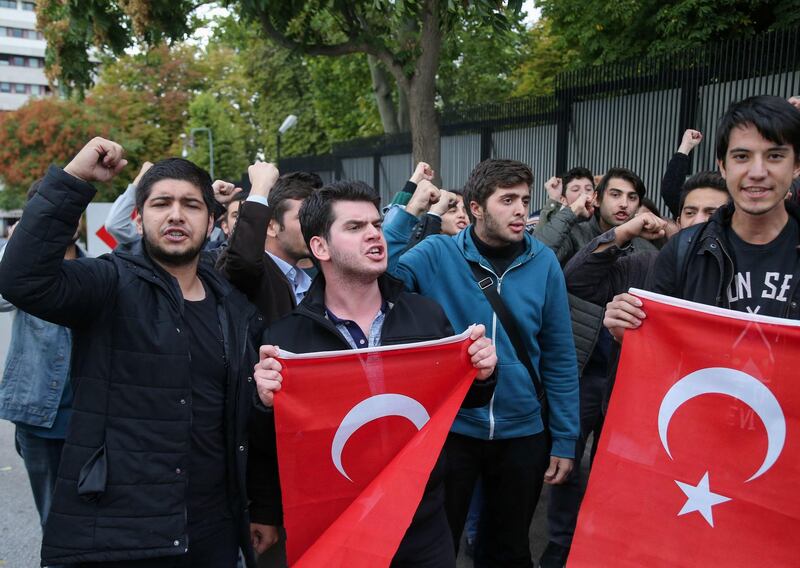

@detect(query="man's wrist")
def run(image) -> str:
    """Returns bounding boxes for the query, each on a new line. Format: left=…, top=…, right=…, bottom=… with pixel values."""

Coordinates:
left=247, top=194, right=269, bottom=207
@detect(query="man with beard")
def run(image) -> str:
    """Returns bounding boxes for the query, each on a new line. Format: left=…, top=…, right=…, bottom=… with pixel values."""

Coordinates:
left=0, top=137, right=264, bottom=567
left=535, top=167, right=659, bottom=265
left=383, top=159, right=579, bottom=568
left=250, top=180, right=498, bottom=567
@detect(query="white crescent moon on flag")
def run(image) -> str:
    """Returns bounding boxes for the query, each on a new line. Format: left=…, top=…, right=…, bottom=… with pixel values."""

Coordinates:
left=658, top=367, right=785, bottom=482
left=331, top=393, right=430, bottom=482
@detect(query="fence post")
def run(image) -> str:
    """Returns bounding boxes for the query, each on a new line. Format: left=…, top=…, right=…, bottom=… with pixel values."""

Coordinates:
left=555, top=90, right=571, bottom=175
left=373, top=155, right=381, bottom=195
left=480, top=126, right=493, bottom=161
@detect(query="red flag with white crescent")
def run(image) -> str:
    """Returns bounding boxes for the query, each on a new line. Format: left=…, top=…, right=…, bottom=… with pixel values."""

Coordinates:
left=272, top=329, right=477, bottom=567
left=570, top=289, right=800, bottom=567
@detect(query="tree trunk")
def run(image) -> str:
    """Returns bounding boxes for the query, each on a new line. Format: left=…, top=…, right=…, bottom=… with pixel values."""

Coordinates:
left=367, top=55, right=400, bottom=134
left=397, top=86, right=410, bottom=132
left=407, top=0, right=442, bottom=182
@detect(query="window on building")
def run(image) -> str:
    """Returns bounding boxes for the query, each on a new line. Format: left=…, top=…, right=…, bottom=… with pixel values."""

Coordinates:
left=11, top=55, right=23, bottom=66
left=0, top=83, right=10, bottom=93
left=10, top=28, right=22, bottom=38
left=0, top=1, right=17, bottom=9
left=21, top=2, right=34, bottom=10
left=13, top=83, right=25, bottom=94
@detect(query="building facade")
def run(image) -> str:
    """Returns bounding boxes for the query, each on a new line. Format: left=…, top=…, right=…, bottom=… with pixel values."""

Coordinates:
left=0, top=0, right=48, bottom=112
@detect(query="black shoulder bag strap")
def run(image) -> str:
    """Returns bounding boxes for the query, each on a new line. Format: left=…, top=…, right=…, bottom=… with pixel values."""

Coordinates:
left=468, top=262, right=549, bottom=430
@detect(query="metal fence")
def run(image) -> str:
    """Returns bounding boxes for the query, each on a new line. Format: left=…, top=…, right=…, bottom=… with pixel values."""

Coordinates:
left=278, top=28, right=800, bottom=214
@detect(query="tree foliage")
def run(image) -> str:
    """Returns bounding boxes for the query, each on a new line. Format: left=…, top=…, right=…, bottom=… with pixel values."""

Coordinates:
left=537, top=0, right=800, bottom=66
left=0, top=99, right=115, bottom=207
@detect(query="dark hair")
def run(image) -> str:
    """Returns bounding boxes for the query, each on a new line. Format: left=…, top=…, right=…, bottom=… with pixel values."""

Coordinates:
left=596, top=167, right=646, bottom=200
left=716, top=95, right=800, bottom=162
left=463, top=159, right=533, bottom=223
left=561, top=167, right=595, bottom=195
left=638, top=197, right=662, bottom=218
left=299, top=180, right=381, bottom=255
left=677, top=171, right=729, bottom=214
left=135, top=158, right=214, bottom=214
left=270, top=171, right=323, bottom=227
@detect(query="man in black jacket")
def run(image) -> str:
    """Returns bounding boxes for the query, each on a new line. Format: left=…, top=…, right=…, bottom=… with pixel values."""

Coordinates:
left=606, top=95, right=800, bottom=339
left=0, top=138, right=264, bottom=567
left=249, top=180, right=498, bottom=567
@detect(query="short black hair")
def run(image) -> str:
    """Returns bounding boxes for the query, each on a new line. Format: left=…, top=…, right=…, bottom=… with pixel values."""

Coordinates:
left=270, top=171, right=323, bottom=227
left=299, top=180, right=381, bottom=256
left=561, top=167, right=595, bottom=196
left=135, top=158, right=214, bottom=214
left=716, top=95, right=800, bottom=162
left=677, top=171, right=729, bottom=214
left=463, top=159, right=533, bottom=223
left=596, top=167, right=646, bottom=200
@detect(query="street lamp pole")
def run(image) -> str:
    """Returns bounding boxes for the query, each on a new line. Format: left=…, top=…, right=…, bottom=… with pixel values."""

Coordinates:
left=183, top=128, right=215, bottom=179
left=276, top=114, right=298, bottom=164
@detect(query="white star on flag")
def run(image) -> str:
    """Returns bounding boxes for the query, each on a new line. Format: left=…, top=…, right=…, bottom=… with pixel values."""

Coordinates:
left=675, top=471, right=731, bottom=527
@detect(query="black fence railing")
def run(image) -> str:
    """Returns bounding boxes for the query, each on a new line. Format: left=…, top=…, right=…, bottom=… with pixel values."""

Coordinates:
left=279, top=27, right=800, bottom=212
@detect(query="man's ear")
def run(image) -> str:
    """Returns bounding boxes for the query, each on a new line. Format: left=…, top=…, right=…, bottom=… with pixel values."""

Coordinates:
left=717, top=158, right=728, bottom=179
left=134, top=209, right=143, bottom=236
left=469, top=200, right=483, bottom=221
left=267, top=219, right=280, bottom=239
left=309, top=235, right=329, bottom=263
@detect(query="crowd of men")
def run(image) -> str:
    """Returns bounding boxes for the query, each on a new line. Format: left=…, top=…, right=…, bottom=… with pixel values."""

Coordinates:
left=0, top=93, right=798, bottom=568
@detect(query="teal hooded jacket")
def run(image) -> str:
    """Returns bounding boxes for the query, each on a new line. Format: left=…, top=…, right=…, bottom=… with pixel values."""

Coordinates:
left=384, top=208, right=580, bottom=458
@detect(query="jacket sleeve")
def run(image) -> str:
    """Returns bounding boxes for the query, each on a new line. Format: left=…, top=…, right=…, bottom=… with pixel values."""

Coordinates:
left=537, top=250, right=580, bottom=459
left=403, top=213, right=442, bottom=253
left=563, top=229, right=633, bottom=305
left=104, top=183, right=140, bottom=245
left=0, top=166, right=117, bottom=328
left=660, top=152, right=691, bottom=219
left=385, top=207, right=428, bottom=292
left=0, top=245, right=15, bottom=312
left=216, top=199, right=270, bottom=298
left=533, top=206, right=578, bottom=264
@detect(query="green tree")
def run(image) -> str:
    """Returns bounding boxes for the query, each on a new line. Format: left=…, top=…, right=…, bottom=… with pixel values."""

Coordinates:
left=536, top=0, right=800, bottom=66
left=36, top=0, right=524, bottom=177
left=511, top=18, right=576, bottom=97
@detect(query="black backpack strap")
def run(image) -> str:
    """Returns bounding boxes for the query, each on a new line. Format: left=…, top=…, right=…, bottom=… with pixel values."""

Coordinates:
left=468, top=262, right=548, bottom=420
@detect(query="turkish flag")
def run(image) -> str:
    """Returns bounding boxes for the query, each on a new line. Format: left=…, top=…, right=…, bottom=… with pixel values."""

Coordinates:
left=272, top=330, right=478, bottom=567
left=570, top=289, right=800, bottom=567
left=95, top=225, right=118, bottom=250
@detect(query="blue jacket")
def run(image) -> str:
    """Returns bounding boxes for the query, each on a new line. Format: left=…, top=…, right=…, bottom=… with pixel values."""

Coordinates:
left=0, top=245, right=78, bottom=434
left=385, top=209, right=579, bottom=458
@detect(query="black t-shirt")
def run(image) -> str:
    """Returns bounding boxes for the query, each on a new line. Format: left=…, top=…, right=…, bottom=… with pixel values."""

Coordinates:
left=725, top=217, right=799, bottom=317
left=471, top=226, right=526, bottom=276
left=183, top=282, right=231, bottom=535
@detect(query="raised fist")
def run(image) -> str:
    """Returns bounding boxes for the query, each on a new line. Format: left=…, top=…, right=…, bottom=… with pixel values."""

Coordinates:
left=64, top=137, right=127, bottom=183
left=678, top=129, right=703, bottom=155
left=212, top=180, right=242, bottom=205
left=248, top=161, right=280, bottom=198
left=544, top=176, right=562, bottom=201
left=406, top=180, right=441, bottom=217
left=410, top=162, right=434, bottom=185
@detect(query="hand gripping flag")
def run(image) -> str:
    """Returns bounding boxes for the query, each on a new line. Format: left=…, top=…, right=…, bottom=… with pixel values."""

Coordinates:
left=272, top=329, right=478, bottom=567
left=570, top=290, right=800, bottom=567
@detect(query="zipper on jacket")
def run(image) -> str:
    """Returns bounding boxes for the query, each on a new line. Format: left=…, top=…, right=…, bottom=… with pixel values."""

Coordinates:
left=479, top=258, right=525, bottom=440
left=717, top=239, right=735, bottom=308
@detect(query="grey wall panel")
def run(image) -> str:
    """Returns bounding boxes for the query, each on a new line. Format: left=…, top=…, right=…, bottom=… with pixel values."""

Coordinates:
left=379, top=153, right=413, bottom=206
left=492, top=125, right=558, bottom=212
left=440, top=133, right=481, bottom=190
left=694, top=71, right=800, bottom=172
left=567, top=89, right=682, bottom=215
left=313, top=170, right=334, bottom=184
left=341, top=157, right=373, bottom=184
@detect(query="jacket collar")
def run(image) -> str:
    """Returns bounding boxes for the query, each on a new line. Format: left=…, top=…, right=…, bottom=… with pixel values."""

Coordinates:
left=299, top=271, right=405, bottom=317
left=457, top=226, right=538, bottom=267
left=698, top=201, right=800, bottom=250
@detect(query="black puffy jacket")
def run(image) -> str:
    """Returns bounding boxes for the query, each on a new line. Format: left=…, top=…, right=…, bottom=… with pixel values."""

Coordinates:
left=648, top=201, right=800, bottom=319
left=0, top=166, right=263, bottom=566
